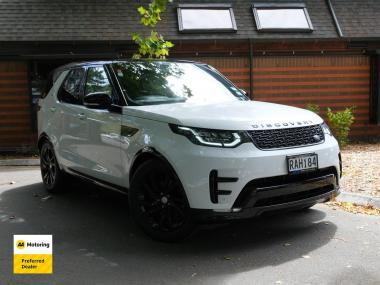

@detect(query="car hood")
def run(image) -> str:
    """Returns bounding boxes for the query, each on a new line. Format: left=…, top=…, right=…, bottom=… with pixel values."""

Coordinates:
left=122, top=100, right=323, bottom=130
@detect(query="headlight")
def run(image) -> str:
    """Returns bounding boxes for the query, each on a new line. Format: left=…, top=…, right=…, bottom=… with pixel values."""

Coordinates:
left=321, top=122, right=332, bottom=136
left=169, top=124, right=250, bottom=148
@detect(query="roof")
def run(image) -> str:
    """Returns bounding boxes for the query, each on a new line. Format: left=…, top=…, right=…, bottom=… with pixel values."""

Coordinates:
left=55, top=59, right=204, bottom=70
left=51, top=59, right=206, bottom=82
left=331, top=0, right=380, bottom=39
left=0, top=0, right=377, bottom=42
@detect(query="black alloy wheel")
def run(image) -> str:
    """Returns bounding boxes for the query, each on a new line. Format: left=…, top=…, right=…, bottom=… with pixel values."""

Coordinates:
left=129, top=159, right=194, bottom=242
left=40, top=141, right=66, bottom=193
left=41, top=143, right=57, bottom=187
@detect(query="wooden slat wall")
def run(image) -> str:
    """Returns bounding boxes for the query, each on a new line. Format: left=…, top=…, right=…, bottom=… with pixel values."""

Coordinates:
left=0, top=61, right=33, bottom=149
left=252, top=55, right=372, bottom=138
left=187, top=57, right=250, bottom=91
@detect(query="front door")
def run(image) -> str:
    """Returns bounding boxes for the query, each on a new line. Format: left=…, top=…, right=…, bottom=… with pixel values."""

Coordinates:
left=78, top=65, right=123, bottom=185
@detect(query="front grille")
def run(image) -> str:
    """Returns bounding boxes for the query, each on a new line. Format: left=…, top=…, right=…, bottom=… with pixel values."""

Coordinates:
left=247, top=124, right=324, bottom=150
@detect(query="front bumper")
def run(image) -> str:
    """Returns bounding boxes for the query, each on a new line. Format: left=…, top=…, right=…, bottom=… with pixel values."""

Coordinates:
left=193, top=169, right=340, bottom=221
left=162, top=134, right=341, bottom=210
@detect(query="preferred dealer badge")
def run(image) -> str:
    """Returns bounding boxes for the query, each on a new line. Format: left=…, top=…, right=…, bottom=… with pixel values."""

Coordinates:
left=13, top=235, right=53, bottom=274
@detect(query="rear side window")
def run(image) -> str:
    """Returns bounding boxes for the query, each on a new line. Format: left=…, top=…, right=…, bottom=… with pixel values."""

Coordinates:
left=58, top=68, right=85, bottom=104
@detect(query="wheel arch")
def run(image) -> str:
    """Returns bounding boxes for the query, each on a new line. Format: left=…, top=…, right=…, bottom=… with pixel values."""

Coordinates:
left=129, top=147, right=179, bottom=184
left=37, top=132, right=51, bottom=152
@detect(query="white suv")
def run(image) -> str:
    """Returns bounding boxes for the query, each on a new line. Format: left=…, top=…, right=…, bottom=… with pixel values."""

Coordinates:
left=38, top=60, right=341, bottom=241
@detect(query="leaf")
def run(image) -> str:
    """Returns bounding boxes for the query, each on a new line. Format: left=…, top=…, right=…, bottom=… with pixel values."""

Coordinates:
left=137, top=6, right=146, bottom=15
left=165, top=41, right=174, bottom=48
left=327, top=201, right=380, bottom=216
left=41, top=195, right=52, bottom=202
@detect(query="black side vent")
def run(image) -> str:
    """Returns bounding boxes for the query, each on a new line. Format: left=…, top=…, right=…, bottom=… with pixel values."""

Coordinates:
left=209, top=170, right=237, bottom=203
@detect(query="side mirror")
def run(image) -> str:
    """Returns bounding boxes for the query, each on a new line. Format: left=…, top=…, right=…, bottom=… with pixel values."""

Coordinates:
left=83, top=92, right=112, bottom=109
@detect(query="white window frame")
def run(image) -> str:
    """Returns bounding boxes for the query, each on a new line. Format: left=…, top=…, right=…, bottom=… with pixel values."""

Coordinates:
left=252, top=3, right=314, bottom=32
left=177, top=4, right=237, bottom=33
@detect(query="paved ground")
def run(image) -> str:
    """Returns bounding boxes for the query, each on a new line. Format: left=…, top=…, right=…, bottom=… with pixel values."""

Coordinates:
left=0, top=167, right=379, bottom=285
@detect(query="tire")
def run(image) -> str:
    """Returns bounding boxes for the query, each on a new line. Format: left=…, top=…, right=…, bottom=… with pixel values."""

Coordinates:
left=40, top=140, right=67, bottom=193
left=129, top=159, right=194, bottom=242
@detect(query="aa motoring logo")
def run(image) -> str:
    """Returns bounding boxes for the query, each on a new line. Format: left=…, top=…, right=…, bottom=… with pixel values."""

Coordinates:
left=16, top=240, right=25, bottom=250
left=13, top=235, right=53, bottom=274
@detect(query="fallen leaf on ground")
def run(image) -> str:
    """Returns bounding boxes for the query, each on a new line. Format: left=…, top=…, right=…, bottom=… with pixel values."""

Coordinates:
left=327, top=201, right=380, bottom=216
left=332, top=237, right=347, bottom=242
left=41, top=195, right=52, bottom=202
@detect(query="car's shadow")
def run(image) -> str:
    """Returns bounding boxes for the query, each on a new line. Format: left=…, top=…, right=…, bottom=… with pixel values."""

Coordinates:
left=0, top=179, right=337, bottom=284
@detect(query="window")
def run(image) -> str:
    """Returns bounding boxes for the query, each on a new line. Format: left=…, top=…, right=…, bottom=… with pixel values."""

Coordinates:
left=252, top=3, right=313, bottom=32
left=85, top=66, right=112, bottom=97
left=112, top=61, right=247, bottom=106
left=58, top=68, right=85, bottom=104
left=177, top=4, right=237, bottom=32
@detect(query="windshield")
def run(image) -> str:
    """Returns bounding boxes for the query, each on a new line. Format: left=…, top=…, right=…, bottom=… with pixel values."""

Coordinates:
left=111, top=61, right=248, bottom=105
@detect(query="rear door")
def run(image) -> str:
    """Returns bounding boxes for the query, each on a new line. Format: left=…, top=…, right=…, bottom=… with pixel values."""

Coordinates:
left=56, top=67, right=88, bottom=170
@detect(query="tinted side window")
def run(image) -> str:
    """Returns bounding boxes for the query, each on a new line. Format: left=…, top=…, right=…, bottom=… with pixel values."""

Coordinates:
left=85, top=66, right=113, bottom=97
left=58, top=68, right=85, bottom=104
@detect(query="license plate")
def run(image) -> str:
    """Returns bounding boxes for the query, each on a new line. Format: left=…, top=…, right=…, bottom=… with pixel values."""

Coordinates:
left=287, top=153, right=318, bottom=173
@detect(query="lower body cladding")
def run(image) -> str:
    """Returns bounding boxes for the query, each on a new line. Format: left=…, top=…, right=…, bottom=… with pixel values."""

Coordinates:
left=193, top=167, right=340, bottom=221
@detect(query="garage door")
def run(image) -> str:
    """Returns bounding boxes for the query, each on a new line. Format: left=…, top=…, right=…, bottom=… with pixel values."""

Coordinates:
left=252, top=55, right=371, bottom=138
left=0, top=61, right=33, bottom=150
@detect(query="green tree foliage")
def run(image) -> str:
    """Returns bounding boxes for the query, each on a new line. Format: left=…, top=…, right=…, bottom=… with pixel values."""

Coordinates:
left=305, top=104, right=355, bottom=147
left=132, top=0, right=174, bottom=59
left=305, top=103, right=320, bottom=115
left=326, top=107, right=355, bottom=147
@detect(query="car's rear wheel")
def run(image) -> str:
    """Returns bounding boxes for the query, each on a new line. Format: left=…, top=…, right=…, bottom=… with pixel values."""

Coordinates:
left=129, top=159, right=194, bottom=242
left=40, top=141, right=67, bottom=193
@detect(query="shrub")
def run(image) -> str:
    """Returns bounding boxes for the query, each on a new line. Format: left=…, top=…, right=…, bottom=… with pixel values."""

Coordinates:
left=305, top=103, right=320, bottom=114
left=326, top=107, right=355, bottom=147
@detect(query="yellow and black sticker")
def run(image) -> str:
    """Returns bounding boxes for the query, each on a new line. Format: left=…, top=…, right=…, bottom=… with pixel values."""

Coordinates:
left=13, top=235, right=53, bottom=274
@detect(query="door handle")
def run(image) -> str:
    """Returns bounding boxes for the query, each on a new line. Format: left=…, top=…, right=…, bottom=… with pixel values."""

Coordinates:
left=49, top=107, right=56, bottom=113
left=77, top=113, right=87, bottom=120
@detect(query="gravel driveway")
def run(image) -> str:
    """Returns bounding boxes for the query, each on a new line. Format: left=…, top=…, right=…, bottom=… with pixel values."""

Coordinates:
left=341, top=143, right=380, bottom=198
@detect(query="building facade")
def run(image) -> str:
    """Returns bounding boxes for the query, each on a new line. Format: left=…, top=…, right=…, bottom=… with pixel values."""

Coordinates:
left=0, top=0, right=380, bottom=151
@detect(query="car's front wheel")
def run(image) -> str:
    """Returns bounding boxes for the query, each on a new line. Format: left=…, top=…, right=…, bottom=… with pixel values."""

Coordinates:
left=129, top=159, right=194, bottom=242
left=40, top=140, right=67, bottom=193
